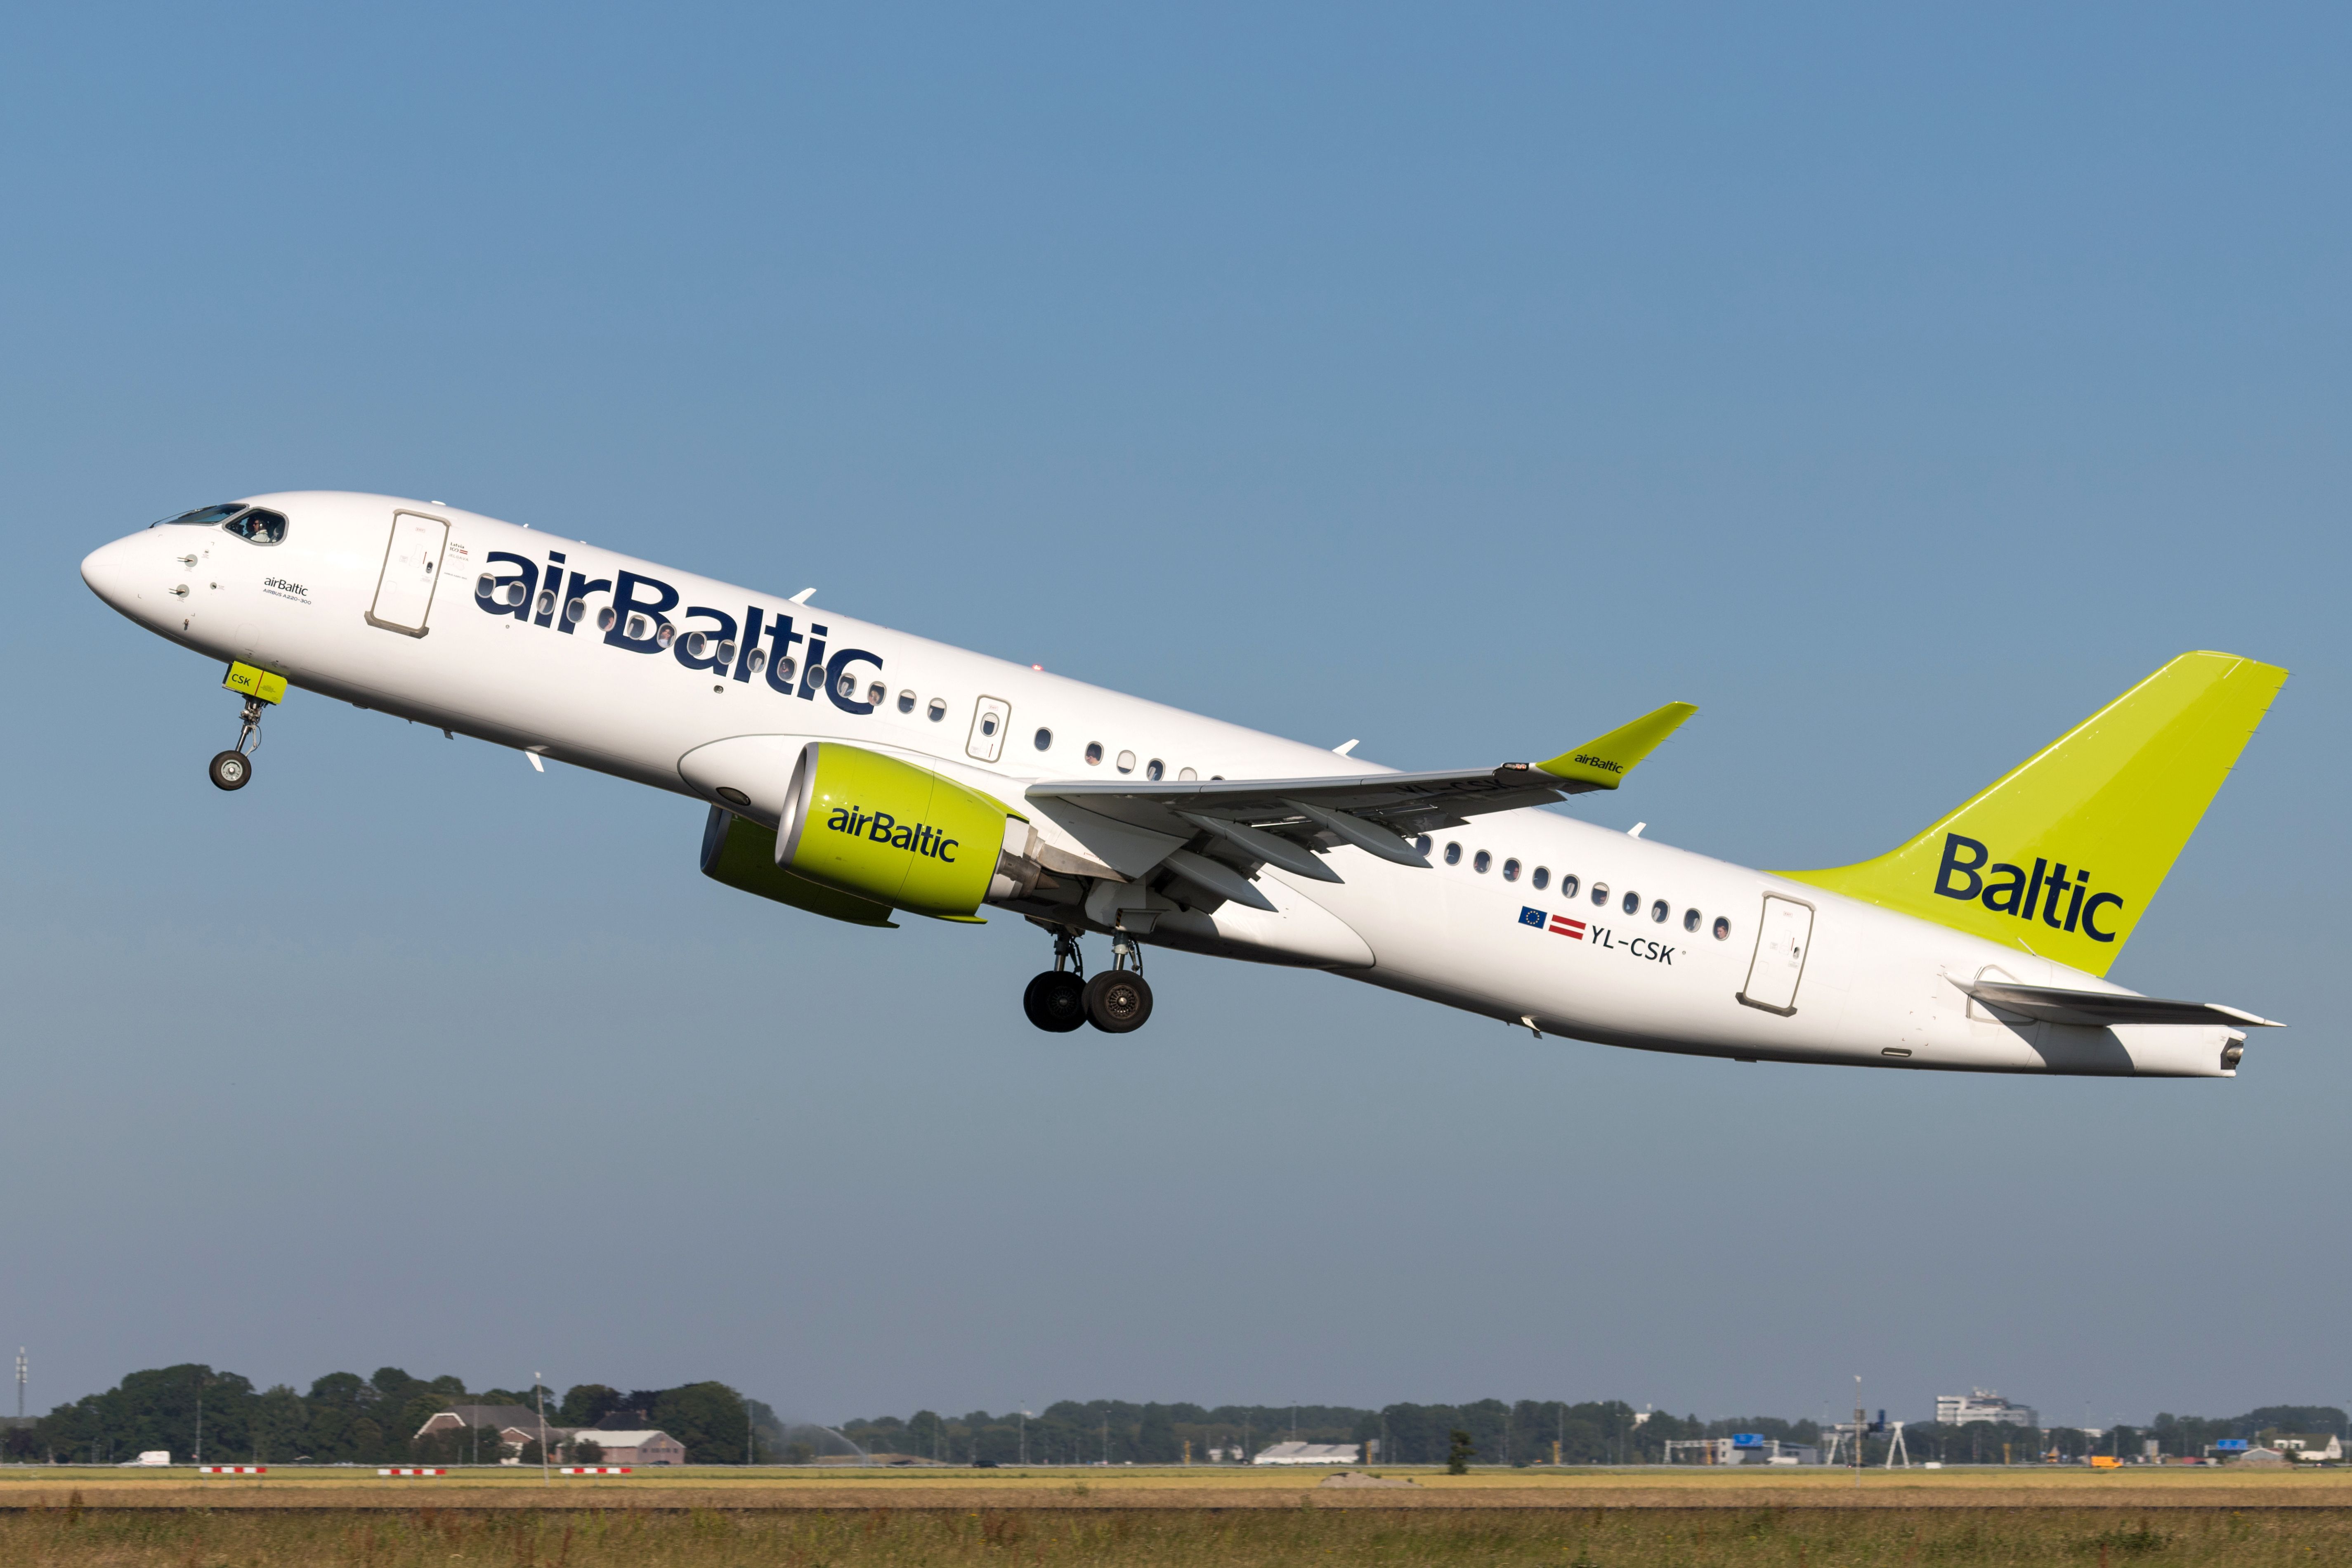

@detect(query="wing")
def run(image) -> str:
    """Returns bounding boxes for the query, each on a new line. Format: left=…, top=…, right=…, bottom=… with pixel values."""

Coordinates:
left=1019, top=703, right=1698, bottom=902
left=1958, top=979, right=2282, bottom=1030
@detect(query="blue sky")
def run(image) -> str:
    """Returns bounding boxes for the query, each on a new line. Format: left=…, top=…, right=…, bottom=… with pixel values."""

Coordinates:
left=1, top=3, right=2345, bottom=1434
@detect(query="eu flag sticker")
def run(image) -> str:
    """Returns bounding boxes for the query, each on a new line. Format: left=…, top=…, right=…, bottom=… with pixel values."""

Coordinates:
left=1518, top=907, right=1546, bottom=928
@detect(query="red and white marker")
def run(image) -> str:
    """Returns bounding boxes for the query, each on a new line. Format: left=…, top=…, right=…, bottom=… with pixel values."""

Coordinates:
left=198, top=1465, right=267, bottom=1474
left=559, top=1466, right=633, bottom=1474
left=377, top=1467, right=447, bottom=1476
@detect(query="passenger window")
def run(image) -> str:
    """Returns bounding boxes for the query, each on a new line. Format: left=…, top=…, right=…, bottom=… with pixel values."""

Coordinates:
left=897, top=690, right=916, bottom=713
left=1146, top=758, right=1164, bottom=781
left=1502, top=858, right=1520, bottom=882
left=1651, top=899, right=1668, bottom=923
left=1034, top=727, right=1053, bottom=751
left=1531, top=867, right=1550, bottom=890
left=980, top=713, right=999, bottom=737
left=866, top=681, right=886, bottom=706
left=1085, top=742, right=1103, bottom=765
left=772, top=655, right=792, bottom=682
left=1683, top=908, right=1701, bottom=933
left=1713, top=916, right=1732, bottom=941
left=598, top=607, right=617, bottom=632
left=1559, top=874, right=1579, bottom=900
left=1473, top=850, right=1492, bottom=874
left=476, top=573, right=496, bottom=598
left=748, top=648, right=768, bottom=673
left=1444, top=842, right=1462, bottom=865
left=655, top=623, right=676, bottom=649
left=1116, top=749, right=1136, bottom=773
left=565, top=597, right=586, bottom=624
left=1622, top=891, right=1639, bottom=916
left=1414, top=835, right=1433, bottom=854
left=224, top=508, right=287, bottom=544
left=536, top=590, right=556, bottom=619
left=1178, top=767, right=1197, bottom=781
left=1590, top=881, right=1608, bottom=907
left=926, top=698, right=946, bottom=721
left=682, top=632, right=706, bottom=659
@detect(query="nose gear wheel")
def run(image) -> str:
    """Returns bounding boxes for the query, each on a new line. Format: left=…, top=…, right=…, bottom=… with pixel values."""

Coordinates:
left=209, top=694, right=267, bottom=790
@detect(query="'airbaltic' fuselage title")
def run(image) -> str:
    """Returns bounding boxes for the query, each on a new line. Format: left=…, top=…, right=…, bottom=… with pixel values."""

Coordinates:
left=81, top=491, right=2288, bottom=1076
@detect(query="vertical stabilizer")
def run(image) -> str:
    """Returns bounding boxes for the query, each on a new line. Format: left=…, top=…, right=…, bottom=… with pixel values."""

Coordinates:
left=1780, top=652, right=2286, bottom=976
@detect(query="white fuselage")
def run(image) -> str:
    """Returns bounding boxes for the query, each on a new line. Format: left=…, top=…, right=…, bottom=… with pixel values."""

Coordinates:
left=81, top=491, right=2239, bottom=1077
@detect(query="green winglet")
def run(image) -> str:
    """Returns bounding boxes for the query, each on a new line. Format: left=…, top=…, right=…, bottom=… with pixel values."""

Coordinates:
left=1535, top=702, right=1699, bottom=789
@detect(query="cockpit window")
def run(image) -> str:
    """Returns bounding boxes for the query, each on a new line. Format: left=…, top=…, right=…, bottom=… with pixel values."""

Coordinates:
left=223, top=508, right=287, bottom=545
left=158, top=503, right=246, bottom=527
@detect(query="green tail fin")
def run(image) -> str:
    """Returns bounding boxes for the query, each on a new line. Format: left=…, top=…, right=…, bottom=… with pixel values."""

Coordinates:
left=1779, top=651, right=2286, bottom=976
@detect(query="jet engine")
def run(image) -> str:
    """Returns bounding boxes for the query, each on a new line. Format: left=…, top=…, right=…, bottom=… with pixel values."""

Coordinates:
left=776, top=741, right=1044, bottom=919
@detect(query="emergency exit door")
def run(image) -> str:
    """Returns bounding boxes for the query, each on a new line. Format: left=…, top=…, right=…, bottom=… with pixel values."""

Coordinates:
left=1738, top=894, right=1815, bottom=1015
left=966, top=695, right=1011, bottom=762
left=367, top=511, right=449, bottom=637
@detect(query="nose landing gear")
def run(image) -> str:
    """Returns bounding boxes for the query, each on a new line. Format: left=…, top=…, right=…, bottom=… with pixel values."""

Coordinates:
left=209, top=662, right=284, bottom=792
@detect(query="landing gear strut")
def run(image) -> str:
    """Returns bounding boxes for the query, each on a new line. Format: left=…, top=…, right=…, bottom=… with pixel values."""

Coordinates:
left=208, top=694, right=267, bottom=792
left=1082, top=933, right=1154, bottom=1034
left=1021, top=928, right=1089, bottom=1032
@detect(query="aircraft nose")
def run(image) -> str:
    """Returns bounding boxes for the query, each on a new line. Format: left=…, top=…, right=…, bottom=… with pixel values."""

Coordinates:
left=80, top=534, right=150, bottom=614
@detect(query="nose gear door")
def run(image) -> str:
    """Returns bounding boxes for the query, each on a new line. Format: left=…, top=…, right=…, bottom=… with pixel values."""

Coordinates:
left=1737, top=893, right=1815, bottom=1015
left=366, top=510, right=449, bottom=637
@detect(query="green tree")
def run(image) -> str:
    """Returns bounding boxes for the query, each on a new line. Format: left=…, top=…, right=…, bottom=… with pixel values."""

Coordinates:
left=561, top=1384, right=623, bottom=1427
left=1447, top=1429, right=1476, bottom=1474
left=572, top=1436, right=605, bottom=1464
left=1136, top=1406, right=1180, bottom=1464
left=652, top=1382, right=750, bottom=1464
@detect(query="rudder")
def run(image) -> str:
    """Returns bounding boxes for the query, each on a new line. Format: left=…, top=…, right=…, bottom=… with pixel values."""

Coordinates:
left=1780, top=651, right=2286, bottom=976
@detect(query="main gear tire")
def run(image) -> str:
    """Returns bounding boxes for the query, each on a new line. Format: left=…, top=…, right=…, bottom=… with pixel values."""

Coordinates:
left=208, top=751, right=253, bottom=791
left=1083, top=971, right=1154, bottom=1034
left=1022, top=971, right=1088, bottom=1032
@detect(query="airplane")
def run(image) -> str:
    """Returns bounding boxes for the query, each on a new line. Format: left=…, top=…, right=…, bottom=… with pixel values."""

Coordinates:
left=81, top=491, right=2286, bottom=1076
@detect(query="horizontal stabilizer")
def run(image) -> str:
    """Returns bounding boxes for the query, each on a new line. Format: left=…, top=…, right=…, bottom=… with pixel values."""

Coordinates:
left=1536, top=702, right=1698, bottom=790
left=1958, top=978, right=2281, bottom=1030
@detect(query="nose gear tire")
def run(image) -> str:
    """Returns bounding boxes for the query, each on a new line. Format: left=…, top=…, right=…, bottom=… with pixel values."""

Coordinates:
left=208, top=751, right=252, bottom=791
left=1022, top=970, right=1089, bottom=1032
left=1084, top=971, right=1153, bottom=1034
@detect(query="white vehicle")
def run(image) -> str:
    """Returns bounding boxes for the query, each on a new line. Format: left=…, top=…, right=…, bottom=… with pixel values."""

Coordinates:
left=83, top=493, right=2285, bottom=1073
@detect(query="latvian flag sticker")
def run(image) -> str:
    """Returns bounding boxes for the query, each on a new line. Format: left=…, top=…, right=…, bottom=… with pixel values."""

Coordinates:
left=1519, top=907, right=1587, bottom=940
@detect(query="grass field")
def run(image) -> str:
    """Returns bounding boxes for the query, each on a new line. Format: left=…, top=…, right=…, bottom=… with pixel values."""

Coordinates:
left=3, top=1466, right=2347, bottom=1565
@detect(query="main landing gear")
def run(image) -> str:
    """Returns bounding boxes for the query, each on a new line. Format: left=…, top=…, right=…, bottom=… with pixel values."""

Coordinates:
left=1023, top=928, right=1154, bottom=1034
left=208, top=694, right=267, bottom=792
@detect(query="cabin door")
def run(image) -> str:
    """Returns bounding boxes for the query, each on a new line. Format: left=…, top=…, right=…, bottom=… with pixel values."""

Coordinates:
left=367, top=510, right=450, bottom=637
left=1738, top=894, right=1815, bottom=1015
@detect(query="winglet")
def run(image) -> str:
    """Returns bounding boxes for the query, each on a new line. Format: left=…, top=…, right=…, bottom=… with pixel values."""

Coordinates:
left=1535, top=702, right=1698, bottom=789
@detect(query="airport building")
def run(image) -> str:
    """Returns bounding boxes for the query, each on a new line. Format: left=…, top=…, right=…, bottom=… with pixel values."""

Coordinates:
left=1663, top=1435, right=1821, bottom=1465
left=1250, top=1441, right=1363, bottom=1464
left=1935, top=1390, right=2037, bottom=1428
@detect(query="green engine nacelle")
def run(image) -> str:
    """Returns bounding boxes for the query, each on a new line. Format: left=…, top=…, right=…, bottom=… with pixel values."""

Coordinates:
left=778, top=741, right=1034, bottom=920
